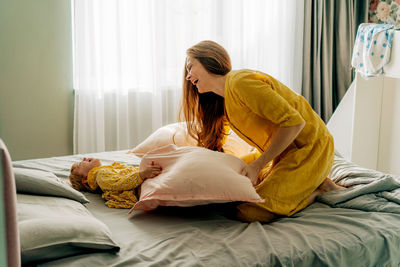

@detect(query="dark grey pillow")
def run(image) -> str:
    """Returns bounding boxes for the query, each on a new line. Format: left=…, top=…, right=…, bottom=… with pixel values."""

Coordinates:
left=17, top=194, right=120, bottom=265
left=13, top=167, right=89, bottom=203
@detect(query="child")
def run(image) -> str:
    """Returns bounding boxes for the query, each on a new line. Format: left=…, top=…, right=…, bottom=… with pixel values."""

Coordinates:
left=69, top=157, right=162, bottom=208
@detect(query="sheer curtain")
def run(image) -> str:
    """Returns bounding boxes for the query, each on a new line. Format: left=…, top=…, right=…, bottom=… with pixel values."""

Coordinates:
left=72, top=0, right=304, bottom=154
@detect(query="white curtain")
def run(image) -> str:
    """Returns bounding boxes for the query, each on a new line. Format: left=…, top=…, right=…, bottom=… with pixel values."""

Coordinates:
left=73, top=0, right=304, bottom=154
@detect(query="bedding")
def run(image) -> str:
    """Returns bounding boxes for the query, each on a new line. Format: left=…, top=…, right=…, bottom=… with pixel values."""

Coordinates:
left=14, top=167, right=89, bottom=203
left=318, top=155, right=400, bottom=213
left=129, top=122, right=254, bottom=158
left=132, top=144, right=263, bottom=212
left=17, top=194, right=120, bottom=265
left=10, top=149, right=400, bottom=266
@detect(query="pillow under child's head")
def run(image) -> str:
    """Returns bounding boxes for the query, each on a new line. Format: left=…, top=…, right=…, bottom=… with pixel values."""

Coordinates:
left=129, top=144, right=263, bottom=212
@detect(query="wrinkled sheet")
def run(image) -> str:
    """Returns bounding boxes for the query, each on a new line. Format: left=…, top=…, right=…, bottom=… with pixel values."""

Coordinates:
left=13, top=150, right=400, bottom=266
left=319, top=155, right=400, bottom=213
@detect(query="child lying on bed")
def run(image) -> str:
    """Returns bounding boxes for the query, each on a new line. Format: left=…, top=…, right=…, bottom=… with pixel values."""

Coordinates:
left=69, top=157, right=162, bottom=208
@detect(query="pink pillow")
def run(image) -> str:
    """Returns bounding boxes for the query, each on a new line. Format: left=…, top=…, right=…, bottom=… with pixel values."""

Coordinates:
left=129, top=122, right=254, bottom=158
left=129, top=144, right=263, bottom=212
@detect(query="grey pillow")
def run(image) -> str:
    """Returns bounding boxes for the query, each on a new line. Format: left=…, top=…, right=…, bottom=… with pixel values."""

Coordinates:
left=17, top=194, right=120, bottom=265
left=13, top=167, right=89, bottom=203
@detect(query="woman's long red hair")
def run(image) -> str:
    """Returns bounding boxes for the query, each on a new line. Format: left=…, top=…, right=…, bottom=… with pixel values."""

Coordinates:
left=179, top=40, right=231, bottom=152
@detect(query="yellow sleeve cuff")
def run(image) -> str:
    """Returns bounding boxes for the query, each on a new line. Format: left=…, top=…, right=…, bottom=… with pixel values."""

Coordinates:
left=240, top=149, right=262, bottom=164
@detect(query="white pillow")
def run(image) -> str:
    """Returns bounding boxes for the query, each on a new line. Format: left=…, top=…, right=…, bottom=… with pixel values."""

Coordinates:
left=129, top=122, right=254, bottom=158
left=129, top=144, right=263, bottom=212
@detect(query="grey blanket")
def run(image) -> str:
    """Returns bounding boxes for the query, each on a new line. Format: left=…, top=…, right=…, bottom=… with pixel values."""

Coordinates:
left=318, top=155, right=400, bottom=213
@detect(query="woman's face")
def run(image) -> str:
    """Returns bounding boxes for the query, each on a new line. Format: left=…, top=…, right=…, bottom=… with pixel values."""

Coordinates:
left=74, top=157, right=101, bottom=177
left=185, top=57, right=213, bottom=93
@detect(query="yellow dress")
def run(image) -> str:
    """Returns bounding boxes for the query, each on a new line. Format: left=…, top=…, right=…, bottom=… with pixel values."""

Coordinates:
left=87, top=162, right=143, bottom=208
left=224, top=69, right=334, bottom=221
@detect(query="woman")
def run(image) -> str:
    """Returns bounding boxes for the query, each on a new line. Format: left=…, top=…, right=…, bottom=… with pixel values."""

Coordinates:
left=180, top=40, right=343, bottom=222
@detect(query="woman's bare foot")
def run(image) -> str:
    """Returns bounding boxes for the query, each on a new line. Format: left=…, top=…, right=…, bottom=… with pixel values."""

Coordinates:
left=318, top=178, right=345, bottom=193
left=308, top=178, right=345, bottom=204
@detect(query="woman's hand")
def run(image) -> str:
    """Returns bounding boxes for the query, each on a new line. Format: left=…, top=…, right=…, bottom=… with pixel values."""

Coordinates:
left=240, top=161, right=261, bottom=186
left=140, top=161, right=162, bottom=179
left=241, top=122, right=306, bottom=186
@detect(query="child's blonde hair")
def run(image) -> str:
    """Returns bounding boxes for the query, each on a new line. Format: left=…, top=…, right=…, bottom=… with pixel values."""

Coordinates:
left=69, top=162, right=93, bottom=192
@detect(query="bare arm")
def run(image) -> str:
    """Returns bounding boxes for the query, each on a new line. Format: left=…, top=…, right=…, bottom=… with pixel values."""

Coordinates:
left=242, top=121, right=305, bottom=185
left=140, top=161, right=162, bottom=179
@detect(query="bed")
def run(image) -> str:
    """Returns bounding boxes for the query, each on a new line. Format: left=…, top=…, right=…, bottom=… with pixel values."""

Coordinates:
left=3, top=135, right=400, bottom=266
left=4, top=24, right=400, bottom=267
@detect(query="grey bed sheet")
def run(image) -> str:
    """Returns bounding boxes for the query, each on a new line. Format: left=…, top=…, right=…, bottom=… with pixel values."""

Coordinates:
left=14, top=151, right=400, bottom=267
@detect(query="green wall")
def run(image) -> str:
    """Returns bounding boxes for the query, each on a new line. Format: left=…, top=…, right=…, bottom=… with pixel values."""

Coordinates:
left=0, top=0, right=74, bottom=160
